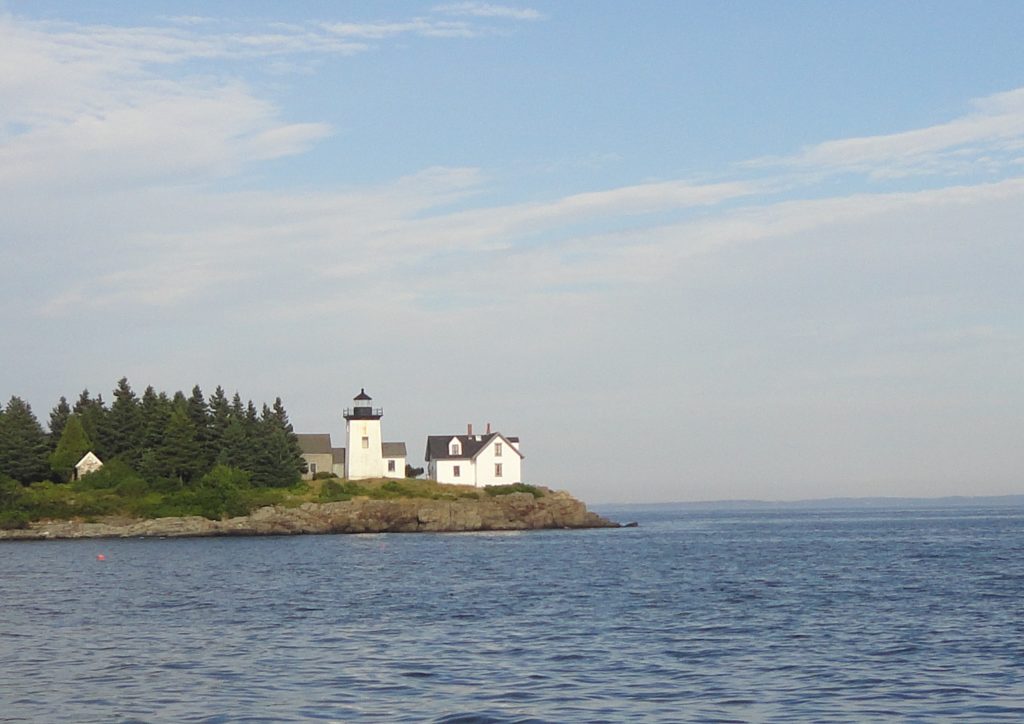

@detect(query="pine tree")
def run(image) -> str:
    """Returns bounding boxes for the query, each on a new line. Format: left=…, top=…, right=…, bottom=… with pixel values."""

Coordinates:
left=216, top=418, right=249, bottom=469
left=208, top=386, right=231, bottom=461
left=139, top=387, right=172, bottom=453
left=229, top=392, right=245, bottom=421
left=155, top=406, right=203, bottom=485
left=49, top=414, right=93, bottom=481
left=0, top=397, right=51, bottom=484
left=48, top=396, right=71, bottom=449
left=248, top=403, right=304, bottom=487
left=108, top=377, right=142, bottom=462
left=73, top=390, right=111, bottom=459
left=186, top=385, right=214, bottom=472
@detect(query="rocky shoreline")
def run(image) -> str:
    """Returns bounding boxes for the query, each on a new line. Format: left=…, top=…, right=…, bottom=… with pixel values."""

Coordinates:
left=0, top=489, right=620, bottom=541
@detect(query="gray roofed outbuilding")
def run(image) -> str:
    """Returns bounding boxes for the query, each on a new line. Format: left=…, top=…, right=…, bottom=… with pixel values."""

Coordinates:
left=296, top=433, right=332, bottom=455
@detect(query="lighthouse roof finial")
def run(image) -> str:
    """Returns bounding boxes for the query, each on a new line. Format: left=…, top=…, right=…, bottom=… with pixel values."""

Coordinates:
left=354, top=388, right=372, bottom=401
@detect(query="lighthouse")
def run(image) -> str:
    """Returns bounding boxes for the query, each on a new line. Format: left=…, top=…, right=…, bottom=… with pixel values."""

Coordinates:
left=343, top=388, right=384, bottom=479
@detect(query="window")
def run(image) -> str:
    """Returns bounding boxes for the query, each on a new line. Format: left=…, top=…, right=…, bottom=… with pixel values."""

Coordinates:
left=451, top=442, right=461, bottom=456
left=495, top=463, right=503, bottom=477
left=387, top=459, right=396, bottom=472
left=361, top=436, right=369, bottom=449
left=495, top=442, right=502, bottom=457
left=309, top=462, right=317, bottom=475
left=453, top=465, right=460, bottom=478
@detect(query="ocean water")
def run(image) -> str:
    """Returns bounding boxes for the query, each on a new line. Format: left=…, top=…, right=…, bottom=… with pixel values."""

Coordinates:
left=2, top=504, right=1023, bottom=722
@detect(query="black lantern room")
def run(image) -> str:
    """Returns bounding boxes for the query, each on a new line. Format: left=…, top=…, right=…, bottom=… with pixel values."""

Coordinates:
left=343, top=388, right=382, bottom=420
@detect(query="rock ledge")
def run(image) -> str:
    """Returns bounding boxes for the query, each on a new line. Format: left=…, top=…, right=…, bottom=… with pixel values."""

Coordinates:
left=0, top=489, right=619, bottom=540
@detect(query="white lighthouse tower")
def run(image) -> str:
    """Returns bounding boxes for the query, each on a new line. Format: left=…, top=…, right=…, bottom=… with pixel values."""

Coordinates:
left=344, top=388, right=384, bottom=480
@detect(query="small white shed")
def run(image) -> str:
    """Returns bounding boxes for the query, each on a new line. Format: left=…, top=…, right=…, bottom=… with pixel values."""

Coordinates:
left=74, top=451, right=104, bottom=480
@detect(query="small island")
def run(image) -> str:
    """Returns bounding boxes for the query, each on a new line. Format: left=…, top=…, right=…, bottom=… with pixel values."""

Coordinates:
left=0, top=380, right=618, bottom=539
left=0, top=480, right=618, bottom=541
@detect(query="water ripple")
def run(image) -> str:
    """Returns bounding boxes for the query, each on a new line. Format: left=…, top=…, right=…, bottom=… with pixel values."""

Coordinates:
left=2, top=507, right=1024, bottom=721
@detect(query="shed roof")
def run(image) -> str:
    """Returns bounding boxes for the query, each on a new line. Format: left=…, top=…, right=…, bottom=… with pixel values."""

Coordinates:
left=382, top=442, right=407, bottom=458
left=296, top=433, right=332, bottom=455
left=75, top=451, right=102, bottom=468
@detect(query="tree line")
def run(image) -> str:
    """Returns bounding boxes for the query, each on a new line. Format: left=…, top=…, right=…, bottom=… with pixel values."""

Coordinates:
left=0, top=378, right=305, bottom=488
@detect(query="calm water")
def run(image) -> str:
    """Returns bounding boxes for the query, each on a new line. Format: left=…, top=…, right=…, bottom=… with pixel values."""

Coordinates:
left=2, top=504, right=1024, bottom=722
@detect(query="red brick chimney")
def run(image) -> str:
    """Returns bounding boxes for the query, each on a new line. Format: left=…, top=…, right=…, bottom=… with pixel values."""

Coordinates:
left=467, top=423, right=473, bottom=435
left=486, top=422, right=491, bottom=434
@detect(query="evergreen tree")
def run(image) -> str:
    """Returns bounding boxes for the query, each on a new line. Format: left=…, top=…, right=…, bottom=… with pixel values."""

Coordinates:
left=185, top=385, right=215, bottom=473
left=229, top=392, right=245, bottom=421
left=244, top=400, right=259, bottom=426
left=272, top=396, right=303, bottom=477
left=49, top=414, right=93, bottom=481
left=139, top=387, right=172, bottom=453
left=48, top=396, right=71, bottom=449
left=208, top=386, right=231, bottom=461
left=249, top=403, right=304, bottom=487
left=108, top=377, right=142, bottom=462
left=154, top=407, right=203, bottom=485
left=73, top=390, right=111, bottom=459
left=186, top=385, right=210, bottom=429
left=0, top=397, right=51, bottom=483
left=216, top=418, right=249, bottom=469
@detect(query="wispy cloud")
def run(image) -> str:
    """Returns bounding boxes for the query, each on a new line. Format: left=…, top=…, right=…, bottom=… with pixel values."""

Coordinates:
left=320, top=19, right=477, bottom=40
left=4, top=11, right=1024, bottom=332
left=750, top=87, right=1024, bottom=179
left=433, top=3, right=544, bottom=21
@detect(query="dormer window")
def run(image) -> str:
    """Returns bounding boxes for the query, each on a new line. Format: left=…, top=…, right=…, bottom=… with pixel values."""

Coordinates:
left=450, top=441, right=461, bottom=456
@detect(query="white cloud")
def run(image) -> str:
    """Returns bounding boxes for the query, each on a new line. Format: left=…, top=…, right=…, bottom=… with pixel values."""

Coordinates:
left=320, top=19, right=477, bottom=39
left=751, top=87, right=1024, bottom=179
left=433, top=3, right=543, bottom=21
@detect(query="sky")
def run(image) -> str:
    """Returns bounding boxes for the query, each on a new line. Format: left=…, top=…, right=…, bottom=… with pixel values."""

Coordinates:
left=2, top=2, right=1023, bottom=503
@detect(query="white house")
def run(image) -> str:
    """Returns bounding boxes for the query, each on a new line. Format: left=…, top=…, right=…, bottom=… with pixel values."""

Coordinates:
left=297, top=389, right=407, bottom=481
left=74, top=451, right=103, bottom=480
left=424, top=424, right=522, bottom=486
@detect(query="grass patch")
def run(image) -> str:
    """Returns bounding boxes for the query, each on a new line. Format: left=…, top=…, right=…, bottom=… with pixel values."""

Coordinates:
left=2, top=467, right=532, bottom=524
left=483, top=483, right=545, bottom=498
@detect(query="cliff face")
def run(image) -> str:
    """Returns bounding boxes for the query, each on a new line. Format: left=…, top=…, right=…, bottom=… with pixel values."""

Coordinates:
left=0, top=490, right=619, bottom=540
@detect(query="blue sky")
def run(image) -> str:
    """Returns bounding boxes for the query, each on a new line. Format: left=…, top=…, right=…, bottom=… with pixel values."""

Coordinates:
left=2, top=2, right=1023, bottom=502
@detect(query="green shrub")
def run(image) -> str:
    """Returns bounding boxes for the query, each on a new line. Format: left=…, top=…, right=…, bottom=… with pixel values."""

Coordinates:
left=20, top=481, right=77, bottom=520
left=0, top=476, right=25, bottom=510
left=320, top=479, right=362, bottom=502
left=0, top=510, right=29, bottom=530
left=122, top=492, right=165, bottom=518
left=72, top=459, right=139, bottom=491
left=483, top=483, right=544, bottom=498
left=312, top=471, right=336, bottom=480
left=115, top=475, right=150, bottom=498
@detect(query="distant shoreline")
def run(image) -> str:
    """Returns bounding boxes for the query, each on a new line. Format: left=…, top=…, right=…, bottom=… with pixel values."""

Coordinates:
left=596, top=494, right=1024, bottom=510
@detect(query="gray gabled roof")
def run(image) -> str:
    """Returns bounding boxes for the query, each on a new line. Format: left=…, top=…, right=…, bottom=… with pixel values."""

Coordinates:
left=296, top=433, right=332, bottom=455
left=424, top=432, right=522, bottom=462
left=382, top=442, right=407, bottom=458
